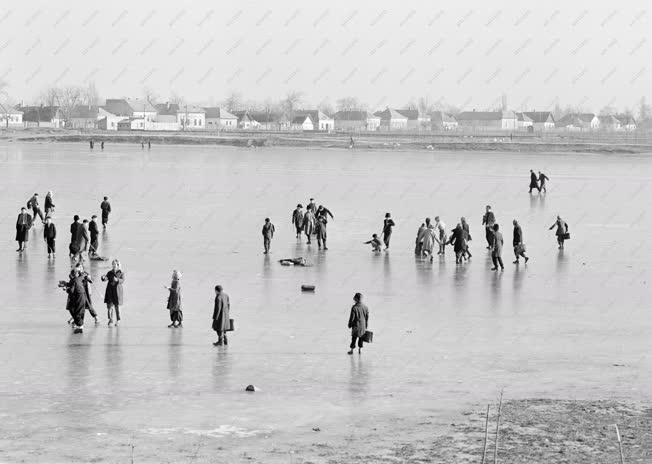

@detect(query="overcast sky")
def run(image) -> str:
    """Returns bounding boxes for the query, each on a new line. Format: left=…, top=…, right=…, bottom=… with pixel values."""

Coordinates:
left=2, top=0, right=650, bottom=111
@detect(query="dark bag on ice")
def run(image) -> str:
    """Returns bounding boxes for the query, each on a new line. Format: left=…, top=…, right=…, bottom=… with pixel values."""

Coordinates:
left=227, top=318, right=235, bottom=332
left=362, top=330, right=373, bottom=343
left=562, top=232, right=570, bottom=240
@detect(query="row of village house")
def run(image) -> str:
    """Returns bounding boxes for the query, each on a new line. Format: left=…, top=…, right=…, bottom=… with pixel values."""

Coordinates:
left=0, top=99, right=640, bottom=132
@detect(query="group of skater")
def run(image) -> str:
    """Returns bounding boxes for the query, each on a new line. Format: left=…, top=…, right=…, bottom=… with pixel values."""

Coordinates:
left=15, top=168, right=567, bottom=352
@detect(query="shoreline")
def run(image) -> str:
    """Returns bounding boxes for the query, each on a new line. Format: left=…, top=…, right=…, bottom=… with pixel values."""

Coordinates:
left=2, top=130, right=651, bottom=154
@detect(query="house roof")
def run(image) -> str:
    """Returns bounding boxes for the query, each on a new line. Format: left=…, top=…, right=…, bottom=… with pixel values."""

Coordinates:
left=126, top=98, right=157, bottom=113
left=430, top=111, right=457, bottom=123
left=155, top=103, right=179, bottom=116
left=615, top=114, right=636, bottom=125
left=515, top=112, right=533, bottom=122
left=70, top=105, right=99, bottom=119
left=522, top=111, right=554, bottom=123
left=598, top=115, right=620, bottom=125
left=396, top=109, right=429, bottom=121
left=295, top=110, right=332, bottom=122
left=374, top=108, right=408, bottom=121
left=203, top=107, right=237, bottom=119
left=104, top=99, right=134, bottom=117
left=0, top=104, right=23, bottom=115
left=179, top=104, right=205, bottom=114
left=334, top=110, right=377, bottom=121
left=456, top=111, right=504, bottom=121
left=292, top=115, right=313, bottom=125
left=18, top=105, right=59, bottom=122
left=557, top=113, right=597, bottom=125
left=248, top=111, right=285, bottom=123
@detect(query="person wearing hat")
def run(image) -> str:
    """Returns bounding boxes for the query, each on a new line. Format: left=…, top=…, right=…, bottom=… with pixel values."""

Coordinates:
left=382, top=213, right=395, bottom=250
left=212, top=285, right=231, bottom=346
left=291, top=204, right=304, bottom=238
left=15, top=207, right=32, bottom=252
left=347, top=293, right=369, bottom=355
left=43, top=216, right=57, bottom=257
left=100, top=196, right=111, bottom=228
left=27, top=193, right=45, bottom=224
left=89, top=215, right=100, bottom=257
left=165, top=270, right=183, bottom=328
left=306, top=198, right=317, bottom=214
left=262, top=218, right=275, bottom=254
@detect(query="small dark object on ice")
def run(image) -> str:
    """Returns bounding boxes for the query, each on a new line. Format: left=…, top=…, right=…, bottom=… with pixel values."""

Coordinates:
left=312, top=427, right=320, bottom=432
left=301, top=285, right=315, bottom=292
left=245, top=385, right=257, bottom=392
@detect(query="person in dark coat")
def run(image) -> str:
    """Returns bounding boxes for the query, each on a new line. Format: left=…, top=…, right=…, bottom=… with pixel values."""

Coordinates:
left=44, top=191, right=55, bottom=216
left=27, top=193, right=45, bottom=224
left=460, top=217, right=472, bottom=260
left=347, top=293, right=369, bottom=355
left=69, top=215, right=82, bottom=257
left=549, top=215, right=568, bottom=250
left=306, top=198, right=317, bottom=215
left=316, top=205, right=334, bottom=220
left=529, top=169, right=539, bottom=193
left=89, top=215, right=100, bottom=256
left=43, top=216, right=57, bottom=257
left=66, top=268, right=89, bottom=333
left=512, top=219, right=529, bottom=264
left=490, top=224, right=504, bottom=271
left=482, top=205, right=496, bottom=250
left=538, top=171, right=550, bottom=193
left=165, top=270, right=183, bottom=328
left=262, top=218, right=275, bottom=254
left=302, top=209, right=315, bottom=244
left=212, top=285, right=230, bottom=346
left=292, top=204, right=304, bottom=238
left=415, top=223, right=426, bottom=256
left=15, top=207, right=32, bottom=252
left=100, top=196, right=111, bottom=228
left=78, top=265, right=99, bottom=324
left=447, top=223, right=466, bottom=264
left=102, top=259, right=125, bottom=327
left=315, top=215, right=328, bottom=250
left=382, top=213, right=395, bottom=250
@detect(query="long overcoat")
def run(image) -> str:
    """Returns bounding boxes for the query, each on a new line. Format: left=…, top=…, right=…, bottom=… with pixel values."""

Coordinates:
left=348, top=302, right=369, bottom=337
left=212, top=292, right=231, bottom=332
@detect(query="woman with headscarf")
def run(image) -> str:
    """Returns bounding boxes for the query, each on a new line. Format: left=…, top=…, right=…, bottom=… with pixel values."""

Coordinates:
left=102, top=259, right=125, bottom=327
left=302, top=209, right=316, bottom=244
left=44, top=191, right=55, bottom=216
left=165, top=270, right=183, bottom=328
left=549, top=215, right=569, bottom=250
left=420, top=218, right=436, bottom=257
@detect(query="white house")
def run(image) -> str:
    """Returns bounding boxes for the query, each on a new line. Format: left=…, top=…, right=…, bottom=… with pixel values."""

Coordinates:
left=515, top=112, right=534, bottom=130
left=556, top=113, right=600, bottom=131
left=204, top=107, right=238, bottom=130
left=455, top=111, right=517, bottom=130
left=396, top=109, right=431, bottom=130
left=374, top=108, right=408, bottom=131
left=234, top=111, right=260, bottom=129
left=126, top=98, right=157, bottom=126
left=291, top=115, right=314, bottom=131
left=598, top=115, right=621, bottom=131
left=97, top=107, right=125, bottom=131
left=294, top=110, right=334, bottom=131
left=177, top=105, right=205, bottom=130
left=0, top=105, right=24, bottom=127
left=615, top=114, right=636, bottom=131
left=333, top=111, right=380, bottom=131
left=522, top=111, right=555, bottom=131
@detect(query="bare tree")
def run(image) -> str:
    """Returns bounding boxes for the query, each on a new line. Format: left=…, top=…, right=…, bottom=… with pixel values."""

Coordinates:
left=143, top=87, right=158, bottom=104
left=318, top=98, right=334, bottom=116
left=39, top=87, right=60, bottom=108
left=169, top=92, right=185, bottom=106
left=417, top=97, right=434, bottom=115
left=599, top=105, right=617, bottom=116
left=281, top=90, right=303, bottom=119
left=336, top=96, right=361, bottom=112
left=57, top=86, right=82, bottom=125
left=638, top=97, right=650, bottom=121
left=81, top=81, right=100, bottom=107
left=224, top=91, right=242, bottom=112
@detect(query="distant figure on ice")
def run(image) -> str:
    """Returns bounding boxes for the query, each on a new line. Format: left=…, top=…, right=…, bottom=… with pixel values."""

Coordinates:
left=415, top=223, right=426, bottom=256
left=538, top=171, right=549, bottom=193
left=460, top=217, right=472, bottom=260
left=43, top=216, right=57, bottom=257
left=89, top=139, right=94, bottom=150
left=447, top=223, right=467, bottom=264
left=382, top=213, right=395, bottom=250
left=100, top=196, right=111, bottom=228
left=212, top=285, right=230, bottom=346
left=101, top=141, right=105, bottom=150
left=364, top=234, right=382, bottom=252
left=529, top=169, right=539, bottom=193
left=316, top=214, right=328, bottom=250
left=347, top=293, right=369, bottom=355
left=262, top=218, right=275, bottom=254
left=512, top=219, right=529, bottom=264
left=165, top=270, right=183, bottom=328
left=27, top=193, right=45, bottom=224
left=490, top=224, right=504, bottom=271
left=549, top=215, right=569, bottom=250
left=102, top=259, right=125, bottom=327
left=292, top=204, right=304, bottom=238
left=15, top=207, right=32, bottom=252
left=44, top=191, right=55, bottom=216
left=89, top=215, right=100, bottom=257
left=349, top=136, right=355, bottom=149
left=434, top=216, right=446, bottom=255
left=482, top=205, right=496, bottom=250
left=302, top=208, right=316, bottom=244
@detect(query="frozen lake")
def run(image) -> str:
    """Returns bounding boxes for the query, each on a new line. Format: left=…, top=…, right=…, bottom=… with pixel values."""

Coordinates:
left=1, top=142, right=651, bottom=462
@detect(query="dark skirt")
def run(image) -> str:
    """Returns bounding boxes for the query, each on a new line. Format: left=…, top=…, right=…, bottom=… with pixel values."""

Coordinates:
left=15, top=225, right=29, bottom=242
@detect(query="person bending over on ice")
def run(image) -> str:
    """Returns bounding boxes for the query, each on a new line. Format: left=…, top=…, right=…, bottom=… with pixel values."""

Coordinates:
left=212, top=285, right=230, bottom=346
left=262, top=218, right=275, bottom=254
left=102, top=259, right=125, bottom=327
left=364, top=234, right=383, bottom=252
left=165, top=270, right=183, bottom=328
left=348, top=293, right=369, bottom=355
